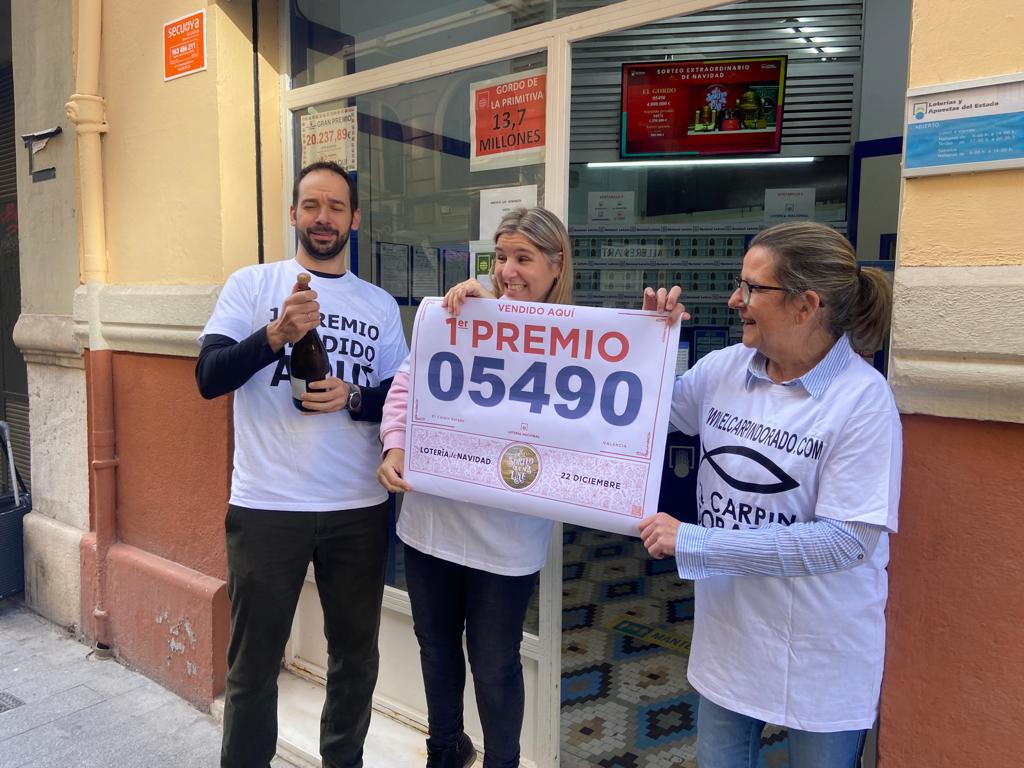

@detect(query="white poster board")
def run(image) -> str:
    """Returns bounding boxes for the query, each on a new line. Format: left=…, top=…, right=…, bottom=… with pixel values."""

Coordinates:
left=588, top=191, right=636, bottom=226
left=479, top=185, right=538, bottom=242
left=379, top=242, right=410, bottom=300
left=404, top=298, right=680, bottom=535
left=764, top=188, right=815, bottom=221
left=412, top=246, right=440, bottom=300
left=300, top=106, right=358, bottom=171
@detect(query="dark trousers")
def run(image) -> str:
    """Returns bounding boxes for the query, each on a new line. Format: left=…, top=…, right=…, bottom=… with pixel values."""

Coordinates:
left=221, top=503, right=389, bottom=768
left=404, top=544, right=537, bottom=768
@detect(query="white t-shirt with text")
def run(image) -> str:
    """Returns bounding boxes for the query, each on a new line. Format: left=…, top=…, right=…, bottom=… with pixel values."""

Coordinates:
left=202, top=258, right=408, bottom=512
left=671, top=341, right=901, bottom=732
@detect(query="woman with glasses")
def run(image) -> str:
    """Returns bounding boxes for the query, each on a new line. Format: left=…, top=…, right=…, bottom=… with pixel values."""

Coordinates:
left=376, top=207, right=573, bottom=768
left=640, top=221, right=901, bottom=768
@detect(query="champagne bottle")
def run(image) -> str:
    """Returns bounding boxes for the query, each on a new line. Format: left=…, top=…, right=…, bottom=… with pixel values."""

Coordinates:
left=289, top=273, right=331, bottom=412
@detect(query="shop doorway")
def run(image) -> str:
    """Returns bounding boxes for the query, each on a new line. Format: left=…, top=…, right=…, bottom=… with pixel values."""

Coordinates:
left=558, top=1, right=903, bottom=763
left=275, top=1, right=905, bottom=764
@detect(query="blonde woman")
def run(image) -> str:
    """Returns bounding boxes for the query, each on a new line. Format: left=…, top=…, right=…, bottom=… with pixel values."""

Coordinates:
left=377, top=207, right=572, bottom=768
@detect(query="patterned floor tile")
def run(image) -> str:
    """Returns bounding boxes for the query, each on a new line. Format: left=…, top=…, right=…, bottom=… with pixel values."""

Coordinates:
left=562, top=663, right=614, bottom=707
left=596, top=597, right=665, bottom=628
left=600, top=578, right=647, bottom=602
left=635, top=693, right=700, bottom=749
left=563, top=603, right=598, bottom=632
left=563, top=577, right=599, bottom=608
left=560, top=526, right=790, bottom=767
left=564, top=561, right=588, bottom=581
left=665, top=596, right=695, bottom=625
left=646, top=573, right=694, bottom=602
left=587, top=556, right=645, bottom=584
left=562, top=700, right=630, bottom=758
left=613, top=656, right=691, bottom=705
left=562, top=628, right=611, bottom=670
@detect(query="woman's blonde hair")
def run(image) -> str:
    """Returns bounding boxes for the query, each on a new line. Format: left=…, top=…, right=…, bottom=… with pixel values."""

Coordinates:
left=491, top=206, right=574, bottom=306
left=749, top=221, right=893, bottom=354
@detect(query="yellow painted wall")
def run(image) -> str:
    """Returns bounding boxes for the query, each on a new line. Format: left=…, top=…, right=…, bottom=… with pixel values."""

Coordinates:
left=899, top=0, right=1024, bottom=268
left=101, top=0, right=282, bottom=285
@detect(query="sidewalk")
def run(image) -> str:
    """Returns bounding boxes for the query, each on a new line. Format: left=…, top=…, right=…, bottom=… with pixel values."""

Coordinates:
left=0, top=598, right=290, bottom=768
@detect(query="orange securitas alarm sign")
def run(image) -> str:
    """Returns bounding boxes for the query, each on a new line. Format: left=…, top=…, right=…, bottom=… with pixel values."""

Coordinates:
left=164, top=10, right=207, bottom=81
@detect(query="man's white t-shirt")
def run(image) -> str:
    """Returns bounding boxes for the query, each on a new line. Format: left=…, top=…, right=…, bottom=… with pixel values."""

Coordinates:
left=202, top=258, right=408, bottom=511
left=670, top=341, right=901, bottom=731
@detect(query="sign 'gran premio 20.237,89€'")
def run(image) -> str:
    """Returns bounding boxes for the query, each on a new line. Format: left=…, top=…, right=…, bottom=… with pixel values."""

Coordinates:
left=404, top=298, right=681, bottom=535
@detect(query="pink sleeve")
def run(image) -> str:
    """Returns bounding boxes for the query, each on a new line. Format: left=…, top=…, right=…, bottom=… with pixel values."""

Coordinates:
left=380, top=370, right=410, bottom=453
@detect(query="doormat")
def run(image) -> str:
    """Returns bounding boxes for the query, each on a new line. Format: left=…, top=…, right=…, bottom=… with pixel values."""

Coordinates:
left=606, top=615, right=692, bottom=655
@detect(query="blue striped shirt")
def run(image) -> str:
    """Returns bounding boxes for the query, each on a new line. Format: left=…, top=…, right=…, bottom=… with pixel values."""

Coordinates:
left=675, top=334, right=882, bottom=579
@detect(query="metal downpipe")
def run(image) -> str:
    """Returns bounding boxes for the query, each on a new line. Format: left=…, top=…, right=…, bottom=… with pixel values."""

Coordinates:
left=66, top=0, right=115, bottom=658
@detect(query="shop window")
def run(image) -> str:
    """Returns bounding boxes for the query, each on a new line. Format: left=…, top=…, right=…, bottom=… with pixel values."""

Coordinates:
left=290, top=0, right=620, bottom=86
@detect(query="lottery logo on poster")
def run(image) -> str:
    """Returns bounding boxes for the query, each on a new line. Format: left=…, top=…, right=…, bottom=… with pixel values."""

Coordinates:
left=470, top=69, right=546, bottom=172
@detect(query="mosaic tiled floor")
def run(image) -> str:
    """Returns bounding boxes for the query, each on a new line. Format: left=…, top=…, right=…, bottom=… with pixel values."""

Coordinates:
left=560, top=526, right=789, bottom=767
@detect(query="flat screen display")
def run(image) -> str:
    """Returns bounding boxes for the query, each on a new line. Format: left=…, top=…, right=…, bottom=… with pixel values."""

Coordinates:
left=620, top=57, right=787, bottom=158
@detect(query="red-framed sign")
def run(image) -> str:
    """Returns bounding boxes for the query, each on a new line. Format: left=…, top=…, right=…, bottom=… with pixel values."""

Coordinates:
left=470, top=68, right=546, bottom=172
left=620, top=57, right=787, bottom=158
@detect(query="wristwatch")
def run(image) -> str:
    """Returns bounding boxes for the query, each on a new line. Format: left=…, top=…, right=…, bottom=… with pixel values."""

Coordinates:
left=345, top=384, right=362, bottom=412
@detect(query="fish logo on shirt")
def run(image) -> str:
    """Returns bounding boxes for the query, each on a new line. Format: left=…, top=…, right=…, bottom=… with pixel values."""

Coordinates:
left=699, top=445, right=799, bottom=495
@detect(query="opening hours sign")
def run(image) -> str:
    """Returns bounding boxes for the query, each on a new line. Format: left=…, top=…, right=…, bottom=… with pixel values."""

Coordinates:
left=470, top=68, right=546, bottom=172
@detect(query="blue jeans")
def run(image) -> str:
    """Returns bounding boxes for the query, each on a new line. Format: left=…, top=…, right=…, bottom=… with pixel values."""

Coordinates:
left=696, top=695, right=867, bottom=768
left=404, top=545, right=537, bottom=768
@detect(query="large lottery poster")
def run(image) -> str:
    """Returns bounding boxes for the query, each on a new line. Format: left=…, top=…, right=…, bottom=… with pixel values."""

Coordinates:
left=404, top=298, right=680, bottom=535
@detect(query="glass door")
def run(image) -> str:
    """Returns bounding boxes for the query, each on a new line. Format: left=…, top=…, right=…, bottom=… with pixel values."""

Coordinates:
left=284, top=54, right=564, bottom=767
left=279, top=2, right=768, bottom=765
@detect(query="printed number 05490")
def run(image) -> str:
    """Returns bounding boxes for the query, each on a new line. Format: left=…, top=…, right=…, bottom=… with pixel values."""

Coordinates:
left=426, top=352, right=642, bottom=427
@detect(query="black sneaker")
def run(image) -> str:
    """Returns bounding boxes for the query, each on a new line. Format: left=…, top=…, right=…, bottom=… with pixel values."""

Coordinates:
left=425, top=731, right=477, bottom=768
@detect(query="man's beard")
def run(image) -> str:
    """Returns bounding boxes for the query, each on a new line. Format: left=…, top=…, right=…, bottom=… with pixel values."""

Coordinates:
left=299, top=226, right=350, bottom=261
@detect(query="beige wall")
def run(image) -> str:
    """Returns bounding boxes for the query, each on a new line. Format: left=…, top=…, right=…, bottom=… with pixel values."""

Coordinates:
left=12, top=0, right=80, bottom=316
left=908, top=1, right=1023, bottom=86
left=888, top=0, right=1024, bottom=422
left=883, top=7, right=1024, bottom=763
left=899, top=0, right=1024, bottom=269
left=102, top=0, right=281, bottom=286
left=11, top=0, right=286, bottom=630
left=900, top=171, right=1024, bottom=268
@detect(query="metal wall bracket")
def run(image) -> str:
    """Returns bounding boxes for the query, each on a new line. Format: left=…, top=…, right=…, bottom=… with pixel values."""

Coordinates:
left=20, top=126, right=63, bottom=182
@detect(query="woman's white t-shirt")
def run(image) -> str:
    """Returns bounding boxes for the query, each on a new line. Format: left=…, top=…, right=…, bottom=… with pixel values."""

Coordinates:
left=671, top=340, right=901, bottom=732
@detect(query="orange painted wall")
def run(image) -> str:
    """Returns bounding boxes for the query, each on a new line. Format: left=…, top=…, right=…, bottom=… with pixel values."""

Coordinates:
left=880, top=415, right=1024, bottom=767
left=111, top=353, right=232, bottom=581
left=81, top=537, right=229, bottom=707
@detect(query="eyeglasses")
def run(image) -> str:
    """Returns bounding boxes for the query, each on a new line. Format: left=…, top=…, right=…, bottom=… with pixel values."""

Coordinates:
left=733, top=277, right=787, bottom=306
